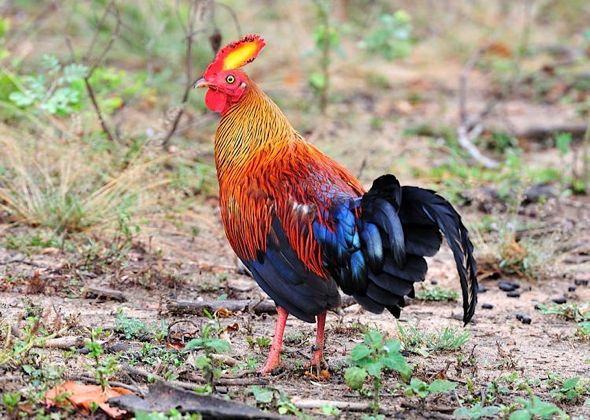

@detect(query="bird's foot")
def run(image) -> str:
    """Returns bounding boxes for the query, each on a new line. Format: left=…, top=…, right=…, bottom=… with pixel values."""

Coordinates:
left=258, top=354, right=281, bottom=375
left=304, top=349, right=327, bottom=376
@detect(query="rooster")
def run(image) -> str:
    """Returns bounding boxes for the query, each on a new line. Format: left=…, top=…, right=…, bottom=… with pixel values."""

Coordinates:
left=194, top=34, right=478, bottom=374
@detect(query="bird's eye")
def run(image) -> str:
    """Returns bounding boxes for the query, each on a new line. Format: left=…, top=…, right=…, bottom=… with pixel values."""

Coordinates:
left=226, top=75, right=235, bottom=84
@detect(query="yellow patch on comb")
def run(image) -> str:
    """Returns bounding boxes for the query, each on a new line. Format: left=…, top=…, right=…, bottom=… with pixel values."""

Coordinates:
left=222, top=40, right=261, bottom=70
left=204, top=34, right=265, bottom=77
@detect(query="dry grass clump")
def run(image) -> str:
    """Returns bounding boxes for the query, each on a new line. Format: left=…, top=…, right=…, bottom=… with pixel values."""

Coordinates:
left=0, top=124, right=162, bottom=234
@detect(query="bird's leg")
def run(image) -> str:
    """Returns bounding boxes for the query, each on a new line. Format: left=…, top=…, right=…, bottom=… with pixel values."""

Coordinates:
left=307, top=311, right=327, bottom=370
left=259, top=306, right=289, bottom=375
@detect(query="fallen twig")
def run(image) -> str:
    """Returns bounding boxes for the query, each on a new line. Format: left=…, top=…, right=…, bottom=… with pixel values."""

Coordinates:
left=291, top=398, right=372, bottom=411
left=210, top=353, right=240, bottom=367
left=513, top=123, right=588, bottom=140
left=67, top=374, right=145, bottom=396
left=40, top=336, right=85, bottom=349
left=167, top=299, right=277, bottom=316
left=168, top=296, right=358, bottom=317
left=121, top=364, right=267, bottom=388
left=83, top=286, right=128, bottom=302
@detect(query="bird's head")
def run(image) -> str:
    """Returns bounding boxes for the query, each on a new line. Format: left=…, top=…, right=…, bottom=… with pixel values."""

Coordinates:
left=194, top=34, right=266, bottom=114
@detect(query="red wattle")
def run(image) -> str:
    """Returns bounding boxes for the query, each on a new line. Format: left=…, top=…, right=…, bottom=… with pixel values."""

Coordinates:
left=205, top=89, right=227, bottom=113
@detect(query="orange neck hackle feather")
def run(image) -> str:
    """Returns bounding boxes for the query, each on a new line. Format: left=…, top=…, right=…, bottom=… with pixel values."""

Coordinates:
left=213, top=80, right=364, bottom=277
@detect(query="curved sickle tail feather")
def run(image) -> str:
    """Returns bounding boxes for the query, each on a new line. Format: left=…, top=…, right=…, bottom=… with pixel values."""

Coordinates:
left=399, top=185, right=478, bottom=324
left=356, top=175, right=478, bottom=324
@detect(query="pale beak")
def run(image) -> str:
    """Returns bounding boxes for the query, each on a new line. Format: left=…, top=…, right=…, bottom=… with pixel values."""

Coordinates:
left=193, top=77, right=209, bottom=89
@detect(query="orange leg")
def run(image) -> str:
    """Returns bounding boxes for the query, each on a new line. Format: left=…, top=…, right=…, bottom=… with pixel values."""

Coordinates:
left=308, top=311, right=327, bottom=368
left=259, top=306, right=289, bottom=375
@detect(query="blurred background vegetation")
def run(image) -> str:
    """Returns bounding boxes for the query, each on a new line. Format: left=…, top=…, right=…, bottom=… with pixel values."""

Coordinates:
left=0, top=0, right=589, bottom=279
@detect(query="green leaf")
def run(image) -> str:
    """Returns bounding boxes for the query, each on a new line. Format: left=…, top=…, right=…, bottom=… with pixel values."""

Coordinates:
left=382, top=351, right=411, bottom=378
left=365, top=360, right=383, bottom=377
left=454, top=404, right=500, bottom=419
left=428, top=379, right=457, bottom=394
left=60, top=63, right=88, bottom=83
left=383, top=339, right=401, bottom=353
left=41, top=54, right=60, bottom=73
left=556, top=133, right=572, bottom=156
left=184, top=338, right=205, bottom=351
left=561, top=376, right=580, bottom=390
left=204, top=338, right=231, bottom=353
left=194, top=354, right=211, bottom=370
left=184, top=337, right=231, bottom=353
left=408, top=377, right=429, bottom=398
left=250, top=386, right=274, bottom=404
left=320, top=403, right=341, bottom=416
left=308, top=72, right=325, bottom=90
left=509, top=410, right=531, bottom=420
left=9, top=91, right=35, bottom=107
left=345, top=366, right=367, bottom=390
left=350, top=344, right=371, bottom=361
left=364, top=329, right=383, bottom=347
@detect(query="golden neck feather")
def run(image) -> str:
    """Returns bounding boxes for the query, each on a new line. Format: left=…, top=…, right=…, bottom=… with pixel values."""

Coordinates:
left=214, top=83, right=296, bottom=176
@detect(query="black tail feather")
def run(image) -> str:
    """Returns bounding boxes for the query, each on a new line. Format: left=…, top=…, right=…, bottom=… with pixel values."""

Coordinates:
left=353, top=174, right=478, bottom=324
left=400, top=186, right=478, bottom=324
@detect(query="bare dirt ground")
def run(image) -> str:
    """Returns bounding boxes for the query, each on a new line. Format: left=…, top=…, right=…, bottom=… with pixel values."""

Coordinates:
left=1, top=189, right=589, bottom=418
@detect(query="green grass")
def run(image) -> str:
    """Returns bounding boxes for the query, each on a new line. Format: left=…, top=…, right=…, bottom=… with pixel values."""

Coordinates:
left=415, top=285, right=459, bottom=302
left=397, top=323, right=470, bottom=355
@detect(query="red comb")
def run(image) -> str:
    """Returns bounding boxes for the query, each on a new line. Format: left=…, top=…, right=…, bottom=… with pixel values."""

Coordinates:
left=204, top=34, right=266, bottom=78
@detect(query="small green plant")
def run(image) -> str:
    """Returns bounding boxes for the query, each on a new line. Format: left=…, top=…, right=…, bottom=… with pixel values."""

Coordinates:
left=536, top=303, right=589, bottom=322
left=309, top=0, right=341, bottom=114
left=184, top=324, right=231, bottom=394
left=397, top=323, right=470, bottom=355
left=115, top=311, right=150, bottom=339
left=8, top=55, right=87, bottom=117
left=509, top=395, right=564, bottom=419
left=246, top=335, right=272, bottom=351
left=85, top=328, right=118, bottom=389
left=454, top=403, right=501, bottom=419
left=404, top=377, right=457, bottom=400
left=549, top=376, right=590, bottom=404
left=576, top=321, right=590, bottom=339
left=360, top=11, right=413, bottom=61
left=115, top=311, right=168, bottom=341
left=320, top=403, right=341, bottom=417
left=2, top=391, right=21, bottom=414
left=345, top=329, right=411, bottom=414
left=249, top=386, right=303, bottom=416
left=135, top=408, right=202, bottom=419
left=415, top=285, right=459, bottom=302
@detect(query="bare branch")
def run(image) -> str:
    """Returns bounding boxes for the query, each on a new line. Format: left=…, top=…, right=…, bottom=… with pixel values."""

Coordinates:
left=65, top=1, right=121, bottom=143
left=84, top=78, right=116, bottom=143
left=162, top=0, right=212, bottom=151
left=457, top=39, right=501, bottom=169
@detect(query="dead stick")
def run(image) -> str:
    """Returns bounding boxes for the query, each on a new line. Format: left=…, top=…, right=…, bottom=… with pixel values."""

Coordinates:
left=292, top=398, right=373, bottom=411
left=167, top=299, right=277, bottom=316
left=39, top=336, right=85, bottom=349
left=121, top=364, right=267, bottom=389
left=168, top=296, right=357, bottom=316
left=83, top=286, right=128, bottom=302
left=68, top=374, right=145, bottom=396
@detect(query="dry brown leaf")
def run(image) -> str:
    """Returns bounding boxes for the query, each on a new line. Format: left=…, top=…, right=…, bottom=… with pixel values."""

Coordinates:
left=45, top=381, right=133, bottom=418
left=215, top=307, right=232, bottom=318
